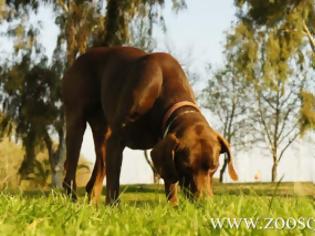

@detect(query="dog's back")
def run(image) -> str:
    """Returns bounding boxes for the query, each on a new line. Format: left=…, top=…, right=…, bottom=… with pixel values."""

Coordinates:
left=62, top=47, right=146, bottom=116
left=63, top=46, right=195, bottom=149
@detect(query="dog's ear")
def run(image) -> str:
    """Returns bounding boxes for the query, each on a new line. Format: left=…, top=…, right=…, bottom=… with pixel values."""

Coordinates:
left=151, top=134, right=179, bottom=183
left=217, top=134, right=238, bottom=181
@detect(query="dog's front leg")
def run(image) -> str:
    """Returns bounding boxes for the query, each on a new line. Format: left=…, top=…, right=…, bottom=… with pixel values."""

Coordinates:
left=165, top=181, right=179, bottom=206
left=105, top=134, right=124, bottom=205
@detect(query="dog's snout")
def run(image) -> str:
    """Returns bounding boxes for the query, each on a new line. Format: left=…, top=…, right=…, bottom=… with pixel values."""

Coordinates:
left=192, top=172, right=213, bottom=199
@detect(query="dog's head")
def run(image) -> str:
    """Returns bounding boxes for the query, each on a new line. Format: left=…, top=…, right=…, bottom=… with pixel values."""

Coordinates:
left=151, top=123, right=238, bottom=199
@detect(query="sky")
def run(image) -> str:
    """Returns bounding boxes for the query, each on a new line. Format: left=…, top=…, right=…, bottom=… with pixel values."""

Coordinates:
left=2, top=1, right=314, bottom=184
left=155, top=0, right=236, bottom=66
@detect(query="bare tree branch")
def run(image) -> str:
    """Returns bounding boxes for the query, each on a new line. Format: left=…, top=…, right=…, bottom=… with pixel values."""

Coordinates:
left=278, top=131, right=300, bottom=162
left=278, top=119, right=301, bottom=145
left=303, top=21, right=315, bottom=53
left=257, top=94, right=273, bottom=148
left=261, top=93, right=277, bottom=110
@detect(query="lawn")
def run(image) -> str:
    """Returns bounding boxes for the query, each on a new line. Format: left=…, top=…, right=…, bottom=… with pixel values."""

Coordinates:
left=0, top=182, right=314, bottom=236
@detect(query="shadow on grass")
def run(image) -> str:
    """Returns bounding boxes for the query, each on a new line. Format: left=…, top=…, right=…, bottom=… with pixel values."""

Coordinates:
left=119, top=184, right=164, bottom=194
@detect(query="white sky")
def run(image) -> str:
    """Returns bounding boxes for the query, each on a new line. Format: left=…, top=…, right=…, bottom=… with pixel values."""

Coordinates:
left=1, top=1, right=314, bottom=184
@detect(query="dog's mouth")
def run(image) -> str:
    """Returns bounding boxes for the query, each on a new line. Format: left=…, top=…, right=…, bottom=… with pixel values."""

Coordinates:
left=179, top=176, right=196, bottom=199
left=179, top=175, right=213, bottom=200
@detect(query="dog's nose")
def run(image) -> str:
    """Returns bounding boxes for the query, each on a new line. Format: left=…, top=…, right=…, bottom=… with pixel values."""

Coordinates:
left=195, top=189, right=213, bottom=199
left=192, top=172, right=213, bottom=199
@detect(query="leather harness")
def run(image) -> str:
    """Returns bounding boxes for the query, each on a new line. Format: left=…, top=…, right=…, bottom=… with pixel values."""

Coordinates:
left=161, top=101, right=200, bottom=138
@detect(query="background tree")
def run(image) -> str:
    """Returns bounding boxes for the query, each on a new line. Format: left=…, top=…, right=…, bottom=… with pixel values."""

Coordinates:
left=0, top=0, right=187, bottom=187
left=0, top=53, right=63, bottom=183
left=301, top=91, right=315, bottom=133
left=254, top=72, right=306, bottom=181
left=102, top=0, right=186, bottom=46
left=225, top=0, right=315, bottom=181
left=0, top=2, right=65, bottom=186
left=232, top=0, right=315, bottom=133
left=201, top=63, right=257, bottom=182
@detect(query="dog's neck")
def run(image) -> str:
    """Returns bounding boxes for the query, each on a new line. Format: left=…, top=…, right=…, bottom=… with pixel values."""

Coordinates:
left=162, top=101, right=200, bottom=138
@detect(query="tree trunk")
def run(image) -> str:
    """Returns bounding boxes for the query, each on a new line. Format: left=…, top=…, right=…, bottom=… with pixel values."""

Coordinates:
left=303, top=21, right=315, bottom=53
left=271, top=146, right=278, bottom=182
left=103, top=0, right=127, bottom=46
left=51, top=124, right=66, bottom=189
left=219, top=154, right=228, bottom=183
left=271, top=161, right=278, bottom=182
left=51, top=140, right=65, bottom=189
left=45, top=124, right=66, bottom=189
left=19, top=134, right=37, bottom=180
left=19, top=145, right=36, bottom=179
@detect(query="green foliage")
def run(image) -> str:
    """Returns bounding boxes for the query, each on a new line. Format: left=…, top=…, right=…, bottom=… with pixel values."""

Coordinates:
left=0, top=183, right=314, bottom=235
left=53, top=1, right=105, bottom=65
left=231, top=0, right=314, bottom=86
left=300, top=91, right=315, bottom=134
left=0, top=0, right=8, bottom=20
left=1, top=55, right=59, bottom=136
left=235, top=0, right=314, bottom=28
left=227, top=0, right=315, bottom=181
left=53, top=0, right=186, bottom=66
left=0, top=52, right=62, bottom=178
left=225, top=21, right=258, bottom=82
left=102, top=0, right=186, bottom=47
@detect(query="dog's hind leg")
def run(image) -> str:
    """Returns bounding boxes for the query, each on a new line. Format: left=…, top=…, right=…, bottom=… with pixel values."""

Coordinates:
left=86, top=112, right=109, bottom=204
left=63, top=112, right=86, bottom=201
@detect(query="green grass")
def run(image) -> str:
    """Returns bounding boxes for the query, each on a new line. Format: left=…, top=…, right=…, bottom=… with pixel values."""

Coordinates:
left=0, top=182, right=314, bottom=236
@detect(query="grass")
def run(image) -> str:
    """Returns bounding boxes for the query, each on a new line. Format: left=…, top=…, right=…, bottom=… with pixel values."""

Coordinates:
left=0, top=182, right=314, bottom=236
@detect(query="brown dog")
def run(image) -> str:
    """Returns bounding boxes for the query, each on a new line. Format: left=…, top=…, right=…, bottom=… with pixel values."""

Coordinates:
left=62, top=46, right=238, bottom=205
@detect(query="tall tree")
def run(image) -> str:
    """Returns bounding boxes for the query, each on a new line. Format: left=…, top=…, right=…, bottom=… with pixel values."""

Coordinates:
left=232, top=0, right=315, bottom=133
left=201, top=64, right=257, bottom=182
left=0, top=2, right=65, bottom=186
left=0, top=54, right=62, bottom=181
left=226, top=0, right=315, bottom=181
left=255, top=73, right=306, bottom=181
left=53, top=0, right=186, bottom=53
left=0, top=0, right=187, bottom=187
